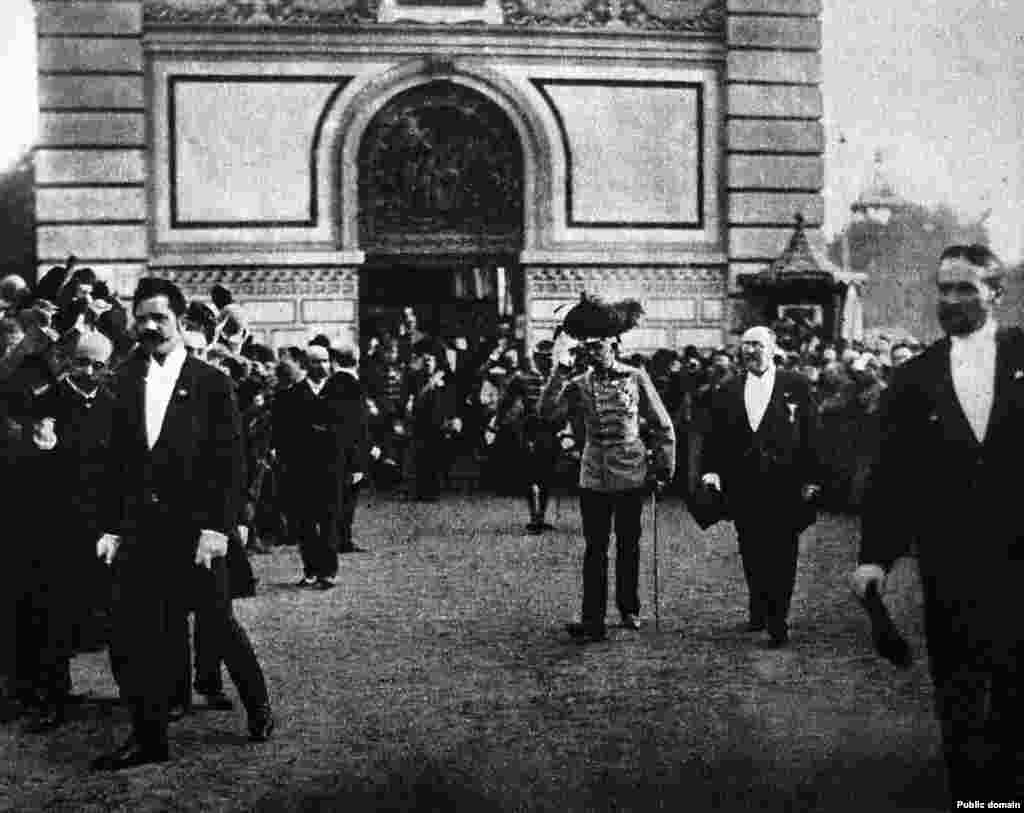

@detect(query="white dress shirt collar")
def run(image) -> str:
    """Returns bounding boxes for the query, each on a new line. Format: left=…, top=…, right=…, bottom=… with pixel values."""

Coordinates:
left=307, top=376, right=328, bottom=396
left=743, top=363, right=776, bottom=432
left=145, top=342, right=187, bottom=450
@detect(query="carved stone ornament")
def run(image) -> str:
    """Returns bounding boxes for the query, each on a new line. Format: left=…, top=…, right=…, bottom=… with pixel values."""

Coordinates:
left=358, top=80, right=523, bottom=250
left=157, top=267, right=359, bottom=299
left=144, top=0, right=379, bottom=26
left=143, top=0, right=724, bottom=29
left=501, top=0, right=723, bottom=31
left=526, top=266, right=724, bottom=298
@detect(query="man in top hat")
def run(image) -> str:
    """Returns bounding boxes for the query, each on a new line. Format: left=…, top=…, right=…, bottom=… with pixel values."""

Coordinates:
left=852, top=244, right=1024, bottom=803
left=700, top=325, right=820, bottom=648
left=92, top=277, right=272, bottom=770
left=539, top=294, right=675, bottom=643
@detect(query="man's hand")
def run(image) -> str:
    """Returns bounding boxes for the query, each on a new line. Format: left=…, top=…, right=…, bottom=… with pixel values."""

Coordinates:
left=801, top=483, right=822, bottom=502
left=701, top=472, right=722, bottom=491
left=96, top=533, right=121, bottom=565
left=351, top=471, right=365, bottom=485
left=850, top=564, right=886, bottom=599
left=195, top=529, right=228, bottom=570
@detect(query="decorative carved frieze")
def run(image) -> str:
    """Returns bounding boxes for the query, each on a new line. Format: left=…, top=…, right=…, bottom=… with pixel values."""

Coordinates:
left=158, top=266, right=359, bottom=298
left=142, top=0, right=724, bottom=31
left=502, top=0, right=723, bottom=32
left=526, top=265, right=725, bottom=298
left=144, top=0, right=379, bottom=27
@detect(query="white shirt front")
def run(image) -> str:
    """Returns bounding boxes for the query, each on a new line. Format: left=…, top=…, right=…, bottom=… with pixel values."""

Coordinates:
left=743, top=364, right=776, bottom=433
left=145, top=342, right=187, bottom=450
left=307, top=377, right=327, bottom=397
left=950, top=318, right=998, bottom=443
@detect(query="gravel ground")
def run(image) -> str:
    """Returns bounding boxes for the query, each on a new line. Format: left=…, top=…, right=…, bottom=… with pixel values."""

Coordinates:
left=0, top=494, right=948, bottom=812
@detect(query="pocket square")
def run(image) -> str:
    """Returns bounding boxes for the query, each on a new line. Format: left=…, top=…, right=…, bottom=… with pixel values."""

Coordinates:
left=1014, top=370, right=1024, bottom=380
left=928, top=413, right=939, bottom=422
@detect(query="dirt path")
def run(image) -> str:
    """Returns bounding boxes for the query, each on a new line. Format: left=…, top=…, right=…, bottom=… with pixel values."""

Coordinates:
left=0, top=495, right=947, bottom=812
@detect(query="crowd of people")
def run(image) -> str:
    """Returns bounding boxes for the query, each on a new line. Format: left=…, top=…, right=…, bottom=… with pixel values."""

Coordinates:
left=0, top=244, right=1019, bottom=802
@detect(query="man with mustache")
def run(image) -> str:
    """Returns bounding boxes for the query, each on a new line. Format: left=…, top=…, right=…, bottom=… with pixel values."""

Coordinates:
left=92, top=277, right=272, bottom=770
left=852, top=244, right=1023, bottom=803
left=701, top=326, right=820, bottom=648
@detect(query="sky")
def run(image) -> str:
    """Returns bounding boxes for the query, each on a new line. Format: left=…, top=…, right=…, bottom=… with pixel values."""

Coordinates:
left=1, top=0, right=1021, bottom=262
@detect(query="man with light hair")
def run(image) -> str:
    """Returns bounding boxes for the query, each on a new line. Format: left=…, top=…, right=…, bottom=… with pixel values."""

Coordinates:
left=701, top=325, right=821, bottom=647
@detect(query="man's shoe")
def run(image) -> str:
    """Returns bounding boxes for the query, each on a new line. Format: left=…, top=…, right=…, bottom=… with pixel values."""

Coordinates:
left=168, top=700, right=191, bottom=721
left=91, top=740, right=169, bottom=771
left=525, top=522, right=543, bottom=535
left=248, top=709, right=275, bottom=742
left=565, top=622, right=607, bottom=643
left=23, top=705, right=67, bottom=733
left=338, top=544, right=368, bottom=554
left=620, top=614, right=643, bottom=631
left=200, top=692, right=234, bottom=711
left=761, top=629, right=790, bottom=649
left=296, top=576, right=316, bottom=588
left=314, top=577, right=336, bottom=591
left=743, top=620, right=766, bottom=634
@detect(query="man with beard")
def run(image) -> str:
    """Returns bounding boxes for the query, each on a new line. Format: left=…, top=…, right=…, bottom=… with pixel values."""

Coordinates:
left=540, top=295, right=675, bottom=643
left=852, top=244, right=1024, bottom=803
left=20, top=331, right=117, bottom=731
left=701, top=326, right=820, bottom=648
left=92, top=277, right=272, bottom=770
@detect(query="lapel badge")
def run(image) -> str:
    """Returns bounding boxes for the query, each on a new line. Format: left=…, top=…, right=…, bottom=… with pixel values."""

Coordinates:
left=928, top=413, right=939, bottom=422
left=176, top=387, right=189, bottom=400
left=786, top=402, right=798, bottom=424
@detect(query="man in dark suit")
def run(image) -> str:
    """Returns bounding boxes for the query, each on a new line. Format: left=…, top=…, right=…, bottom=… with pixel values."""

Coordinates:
left=409, top=338, right=461, bottom=502
left=853, top=245, right=1024, bottom=803
left=92, top=277, right=272, bottom=771
left=273, top=344, right=338, bottom=587
left=330, top=347, right=369, bottom=554
left=701, top=326, right=820, bottom=648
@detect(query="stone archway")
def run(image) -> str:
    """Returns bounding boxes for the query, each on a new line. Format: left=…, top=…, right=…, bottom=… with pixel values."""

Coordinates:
left=354, top=79, right=527, bottom=345
left=357, top=79, right=525, bottom=255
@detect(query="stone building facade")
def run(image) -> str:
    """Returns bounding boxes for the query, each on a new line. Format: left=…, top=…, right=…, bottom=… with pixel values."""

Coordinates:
left=34, top=0, right=824, bottom=352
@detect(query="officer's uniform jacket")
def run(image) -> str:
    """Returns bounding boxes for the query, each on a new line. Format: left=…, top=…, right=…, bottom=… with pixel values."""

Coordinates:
left=539, top=361, right=675, bottom=493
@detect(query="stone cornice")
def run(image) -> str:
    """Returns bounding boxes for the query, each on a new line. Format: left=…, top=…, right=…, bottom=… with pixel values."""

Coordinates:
left=143, top=0, right=725, bottom=33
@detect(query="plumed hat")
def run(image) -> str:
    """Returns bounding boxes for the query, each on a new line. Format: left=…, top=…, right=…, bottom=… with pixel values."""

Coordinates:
left=557, top=292, right=644, bottom=340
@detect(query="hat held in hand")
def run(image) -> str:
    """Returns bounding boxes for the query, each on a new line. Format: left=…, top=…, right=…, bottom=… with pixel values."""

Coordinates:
left=558, top=292, right=644, bottom=340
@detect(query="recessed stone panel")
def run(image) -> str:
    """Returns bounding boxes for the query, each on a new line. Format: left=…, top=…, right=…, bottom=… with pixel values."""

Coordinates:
left=727, top=0, right=821, bottom=14
left=39, top=76, right=145, bottom=110
left=727, top=52, right=820, bottom=84
left=538, top=81, right=702, bottom=226
left=728, top=85, right=821, bottom=119
left=36, top=2, right=143, bottom=36
left=39, top=112, right=146, bottom=146
left=729, top=192, right=823, bottom=225
left=242, top=300, right=297, bottom=324
left=727, top=119, right=823, bottom=153
left=37, top=187, right=147, bottom=221
left=728, top=226, right=823, bottom=260
left=37, top=224, right=148, bottom=260
left=728, top=155, right=824, bottom=190
left=727, top=16, right=821, bottom=49
left=675, top=328, right=725, bottom=349
left=39, top=38, right=143, bottom=73
left=35, top=149, right=146, bottom=184
left=302, top=299, right=356, bottom=323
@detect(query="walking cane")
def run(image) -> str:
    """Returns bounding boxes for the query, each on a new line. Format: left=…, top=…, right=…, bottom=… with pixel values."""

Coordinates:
left=650, top=486, right=660, bottom=632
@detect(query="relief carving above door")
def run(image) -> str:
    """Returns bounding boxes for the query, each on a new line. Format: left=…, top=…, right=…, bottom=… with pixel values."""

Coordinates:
left=358, top=81, right=524, bottom=253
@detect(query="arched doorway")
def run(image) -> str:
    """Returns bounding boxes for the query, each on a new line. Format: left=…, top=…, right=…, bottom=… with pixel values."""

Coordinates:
left=356, top=80, right=525, bottom=346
